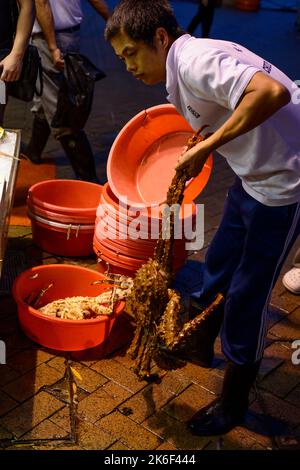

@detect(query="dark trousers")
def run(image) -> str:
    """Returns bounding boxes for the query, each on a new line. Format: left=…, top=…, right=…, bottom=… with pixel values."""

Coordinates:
left=194, top=177, right=300, bottom=364
left=187, top=0, right=216, bottom=38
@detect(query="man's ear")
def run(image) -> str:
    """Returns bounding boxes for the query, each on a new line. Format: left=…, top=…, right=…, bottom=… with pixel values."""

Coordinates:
left=154, top=27, right=170, bottom=50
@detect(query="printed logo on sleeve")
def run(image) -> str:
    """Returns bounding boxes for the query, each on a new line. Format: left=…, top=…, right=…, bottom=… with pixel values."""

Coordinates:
left=187, top=105, right=200, bottom=119
left=263, top=61, right=272, bottom=74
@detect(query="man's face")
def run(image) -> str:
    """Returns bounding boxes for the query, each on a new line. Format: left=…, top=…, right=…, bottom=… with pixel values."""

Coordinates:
left=110, top=29, right=169, bottom=85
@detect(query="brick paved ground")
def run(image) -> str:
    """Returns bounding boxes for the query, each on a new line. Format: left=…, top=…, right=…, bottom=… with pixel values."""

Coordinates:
left=0, top=2, right=299, bottom=452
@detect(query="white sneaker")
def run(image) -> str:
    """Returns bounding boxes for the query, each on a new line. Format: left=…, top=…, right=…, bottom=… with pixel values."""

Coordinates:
left=282, top=267, right=300, bottom=294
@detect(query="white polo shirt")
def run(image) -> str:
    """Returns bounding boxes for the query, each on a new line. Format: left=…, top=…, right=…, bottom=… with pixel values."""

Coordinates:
left=166, top=34, right=300, bottom=206
left=33, top=0, right=83, bottom=34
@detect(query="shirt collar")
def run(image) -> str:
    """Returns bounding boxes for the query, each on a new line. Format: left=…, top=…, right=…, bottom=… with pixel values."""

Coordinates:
left=166, top=34, right=191, bottom=95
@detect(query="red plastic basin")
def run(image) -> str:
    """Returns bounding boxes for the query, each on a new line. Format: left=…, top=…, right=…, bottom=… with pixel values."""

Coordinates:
left=12, top=264, right=125, bottom=351
left=107, top=104, right=213, bottom=207
left=28, top=179, right=102, bottom=216
left=28, top=210, right=95, bottom=257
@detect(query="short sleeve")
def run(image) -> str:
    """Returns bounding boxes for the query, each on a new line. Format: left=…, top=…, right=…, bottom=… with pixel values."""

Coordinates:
left=180, top=48, right=260, bottom=110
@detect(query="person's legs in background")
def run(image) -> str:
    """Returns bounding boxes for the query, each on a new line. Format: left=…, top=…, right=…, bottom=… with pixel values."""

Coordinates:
left=23, top=31, right=99, bottom=183
left=187, top=0, right=216, bottom=38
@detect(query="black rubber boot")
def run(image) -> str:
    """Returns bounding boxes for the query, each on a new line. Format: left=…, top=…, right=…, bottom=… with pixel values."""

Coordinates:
left=22, top=115, right=51, bottom=164
left=59, top=130, right=99, bottom=183
left=169, top=302, right=224, bottom=368
left=188, top=360, right=261, bottom=436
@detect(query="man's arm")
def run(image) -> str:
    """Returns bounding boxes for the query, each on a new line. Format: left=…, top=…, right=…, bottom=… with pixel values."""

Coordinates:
left=87, top=0, right=110, bottom=21
left=0, top=0, right=35, bottom=81
left=176, top=72, right=291, bottom=177
left=35, top=0, right=64, bottom=69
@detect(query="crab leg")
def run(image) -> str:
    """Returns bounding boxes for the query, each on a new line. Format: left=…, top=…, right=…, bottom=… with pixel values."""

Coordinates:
left=165, top=293, right=224, bottom=351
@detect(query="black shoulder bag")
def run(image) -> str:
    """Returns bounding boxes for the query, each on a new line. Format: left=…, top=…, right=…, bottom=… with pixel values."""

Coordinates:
left=51, top=52, right=106, bottom=130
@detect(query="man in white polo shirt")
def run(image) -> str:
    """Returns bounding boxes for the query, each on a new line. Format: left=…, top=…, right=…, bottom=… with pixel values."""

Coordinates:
left=105, top=0, right=300, bottom=436
left=23, top=0, right=109, bottom=182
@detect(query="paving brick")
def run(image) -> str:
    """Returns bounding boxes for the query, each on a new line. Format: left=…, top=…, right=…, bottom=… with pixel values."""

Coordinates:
left=78, top=381, right=131, bottom=423
left=201, top=197, right=227, bottom=218
left=259, top=341, right=291, bottom=379
left=22, top=418, right=69, bottom=440
left=236, top=425, right=273, bottom=449
left=107, top=440, right=130, bottom=450
left=68, top=362, right=108, bottom=393
left=49, top=406, right=70, bottom=433
left=260, top=362, right=300, bottom=398
left=0, top=390, right=18, bottom=416
left=4, top=443, right=36, bottom=450
left=46, top=355, right=67, bottom=373
left=203, top=213, right=222, bottom=232
left=98, top=410, right=162, bottom=450
left=159, top=370, right=192, bottom=395
left=90, top=358, right=148, bottom=393
left=118, top=370, right=191, bottom=424
left=33, top=443, right=84, bottom=451
left=3, top=363, right=64, bottom=402
left=78, top=359, right=99, bottom=367
left=4, top=331, right=35, bottom=356
left=162, top=383, right=214, bottom=423
left=119, top=385, right=176, bottom=425
left=156, top=441, right=179, bottom=450
left=44, top=375, right=88, bottom=404
left=144, top=410, right=210, bottom=450
left=269, top=308, right=300, bottom=341
left=0, top=365, right=19, bottom=387
left=120, top=371, right=190, bottom=423
left=272, top=293, right=300, bottom=314
left=112, top=347, right=136, bottom=370
left=0, top=391, right=64, bottom=438
left=7, top=348, right=54, bottom=374
left=213, top=428, right=268, bottom=450
left=0, top=425, right=13, bottom=440
left=285, top=384, right=300, bottom=407
left=250, top=389, right=300, bottom=428
left=266, top=304, right=287, bottom=329
left=75, top=420, right=116, bottom=450
left=180, top=362, right=223, bottom=395
left=71, top=315, right=134, bottom=364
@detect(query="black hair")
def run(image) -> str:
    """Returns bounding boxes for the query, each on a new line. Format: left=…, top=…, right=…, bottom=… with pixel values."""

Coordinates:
left=104, top=0, right=184, bottom=46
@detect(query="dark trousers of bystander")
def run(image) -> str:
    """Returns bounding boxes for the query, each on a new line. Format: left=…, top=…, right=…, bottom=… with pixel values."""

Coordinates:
left=187, top=0, right=216, bottom=38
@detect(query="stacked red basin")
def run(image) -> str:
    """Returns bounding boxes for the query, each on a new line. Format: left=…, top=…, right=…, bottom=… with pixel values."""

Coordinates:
left=94, top=182, right=196, bottom=276
left=93, top=103, right=213, bottom=276
left=27, top=179, right=103, bottom=257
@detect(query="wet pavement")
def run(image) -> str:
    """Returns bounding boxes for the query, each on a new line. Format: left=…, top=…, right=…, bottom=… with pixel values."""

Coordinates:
left=0, top=2, right=300, bottom=452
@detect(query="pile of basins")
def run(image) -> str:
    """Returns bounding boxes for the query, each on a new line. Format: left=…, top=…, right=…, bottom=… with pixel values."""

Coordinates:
left=94, top=104, right=213, bottom=276
left=93, top=182, right=197, bottom=276
left=27, top=179, right=103, bottom=257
